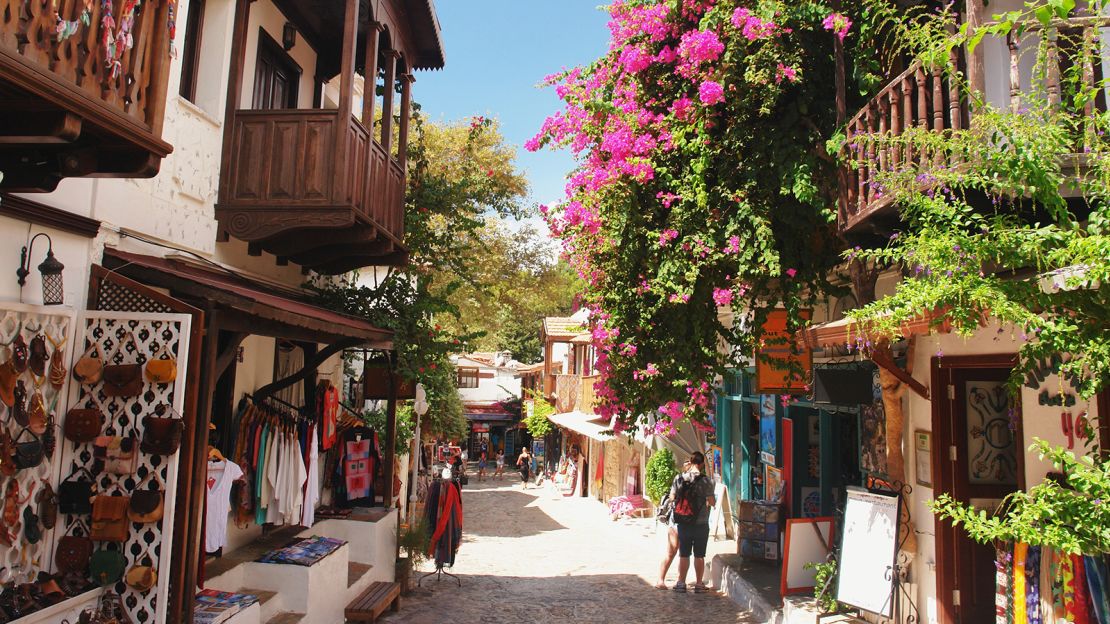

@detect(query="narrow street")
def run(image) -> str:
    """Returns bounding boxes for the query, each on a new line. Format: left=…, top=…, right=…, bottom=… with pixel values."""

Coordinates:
left=383, top=478, right=755, bottom=624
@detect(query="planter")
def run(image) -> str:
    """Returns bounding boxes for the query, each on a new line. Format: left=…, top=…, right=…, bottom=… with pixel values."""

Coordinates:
left=396, top=558, right=414, bottom=596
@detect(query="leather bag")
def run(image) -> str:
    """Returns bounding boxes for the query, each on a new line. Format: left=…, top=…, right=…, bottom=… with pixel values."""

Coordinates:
left=124, top=565, right=156, bottom=592
left=89, top=549, right=127, bottom=585
left=0, top=429, right=16, bottom=477
left=127, top=472, right=164, bottom=523
left=144, top=344, right=176, bottom=384
left=93, top=436, right=137, bottom=475
left=72, top=343, right=104, bottom=385
left=140, top=405, right=183, bottom=456
left=65, top=408, right=105, bottom=443
left=101, top=331, right=143, bottom=398
left=0, top=360, right=17, bottom=407
left=23, top=506, right=41, bottom=544
left=38, top=482, right=58, bottom=529
left=13, top=428, right=44, bottom=470
left=90, top=495, right=130, bottom=542
left=55, top=534, right=94, bottom=574
left=58, top=469, right=97, bottom=514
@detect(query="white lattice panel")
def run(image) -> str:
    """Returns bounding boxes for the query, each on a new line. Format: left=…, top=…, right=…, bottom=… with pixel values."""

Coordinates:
left=57, top=311, right=192, bottom=624
left=0, top=304, right=77, bottom=585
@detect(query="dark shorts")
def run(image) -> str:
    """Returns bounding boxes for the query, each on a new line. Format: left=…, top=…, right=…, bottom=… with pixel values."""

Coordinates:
left=676, top=522, right=710, bottom=558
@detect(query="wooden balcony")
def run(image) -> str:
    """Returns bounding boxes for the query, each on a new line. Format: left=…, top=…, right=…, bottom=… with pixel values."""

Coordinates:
left=0, top=0, right=175, bottom=190
left=839, top=15, right=1109, bottom=237
left=216, top=108, right=407, bottom=273
left=555, top=373, right=599, bottom=415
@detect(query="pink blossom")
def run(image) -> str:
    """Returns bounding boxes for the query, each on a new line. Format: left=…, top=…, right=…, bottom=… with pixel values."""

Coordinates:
left=724, top=235, right=740, bottom=254
left=822, top=12, right=853, bottom=42
left=712, top=287, right=734, bottom=306
left=523, top=136, right=541, bottom=152
left=659, top=229, right=679, bottom=246
left=698, top=80, right=725, bottom=105
left=775, top=63, right=798, bottom=84
left=731, top=7, right=777, bottom=41
left=785, top=268, right=797, bottom=278
left=670, top=96, right=694, bottom=120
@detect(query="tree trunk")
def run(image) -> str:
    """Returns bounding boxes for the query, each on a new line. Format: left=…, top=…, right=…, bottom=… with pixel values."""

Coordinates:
left=877, top=343, right=917, bottom=556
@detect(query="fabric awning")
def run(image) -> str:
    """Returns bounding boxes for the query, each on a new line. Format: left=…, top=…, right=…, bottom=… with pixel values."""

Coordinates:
left=102, top=248, right=393, bottom=346
left=548, top=411, right=613, bottom=442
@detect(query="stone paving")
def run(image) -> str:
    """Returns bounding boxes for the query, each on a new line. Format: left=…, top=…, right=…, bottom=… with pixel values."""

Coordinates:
left=381, top=476, right=755, bottom=624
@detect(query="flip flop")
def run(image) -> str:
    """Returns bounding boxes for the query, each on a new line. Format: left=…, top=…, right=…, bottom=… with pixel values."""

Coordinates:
left=654, top=582, right=667, bottom=590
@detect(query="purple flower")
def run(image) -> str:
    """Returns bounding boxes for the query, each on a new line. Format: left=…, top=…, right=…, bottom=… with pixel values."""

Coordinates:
left=698, top=80, right=725, bottom=105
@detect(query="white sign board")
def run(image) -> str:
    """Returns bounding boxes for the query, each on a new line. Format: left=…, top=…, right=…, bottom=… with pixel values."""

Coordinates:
left=781, top=517, right=835, bottom=595
left=836, top=489, right=899, bottom=617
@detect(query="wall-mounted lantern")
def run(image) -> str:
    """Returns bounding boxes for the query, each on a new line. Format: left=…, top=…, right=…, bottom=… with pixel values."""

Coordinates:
left=282, top=22, right=297, bottom=51
left=16, top=233, right=65, bottom=306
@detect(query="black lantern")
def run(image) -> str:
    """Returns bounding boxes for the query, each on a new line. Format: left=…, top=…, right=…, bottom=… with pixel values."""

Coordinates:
left=282, top=22, right=297, bottom=50
left=16, top=233, right=65, bottom=305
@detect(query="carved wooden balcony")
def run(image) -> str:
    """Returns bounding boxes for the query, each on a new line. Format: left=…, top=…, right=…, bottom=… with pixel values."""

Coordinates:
left=216, top=108, right=407, bottom=273
left=838, top=15, right=1109, bottom=239
left=0, top=0, right=175, bottom=190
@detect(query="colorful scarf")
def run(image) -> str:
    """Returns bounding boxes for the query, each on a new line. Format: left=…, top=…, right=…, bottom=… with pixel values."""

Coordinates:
left=1027, top=546, right=1042, bottom=624
left=1084, top=556, right=1110, bottom=624
left=1015, top=543, right=1029, bottom=624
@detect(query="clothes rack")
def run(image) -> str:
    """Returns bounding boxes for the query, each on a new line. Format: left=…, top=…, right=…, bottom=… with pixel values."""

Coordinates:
left=419, top=472, right=462, bottom=588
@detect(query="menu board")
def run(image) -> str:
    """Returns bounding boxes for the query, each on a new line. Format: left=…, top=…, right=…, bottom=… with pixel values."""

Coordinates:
left=836, top=488, right=899, bottom=617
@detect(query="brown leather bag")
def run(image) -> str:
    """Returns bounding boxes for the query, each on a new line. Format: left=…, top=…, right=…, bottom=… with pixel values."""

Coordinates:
left=128, top=472, right=164, bottom=523
left=58, top=469, right=97, bottom=514
left=55, top=534, right=94, bottom=574
left=72, top=343, right=103, bottom=385
left=90, top=495, right=130, bottom=542
left=65, top=408, right=105, bottom=443
left=102, top=331, right=143, bottom=397
left=144, top=344, right=176, bottom=384
left=93, top=436, right=137, bottom=475
left=140, top=405, right=183, bottom=456
left=12, top=428, right=44, bottom=470
left=0, top=429, right=17, bottom=476
left=38, top=482, right=58, bottom=529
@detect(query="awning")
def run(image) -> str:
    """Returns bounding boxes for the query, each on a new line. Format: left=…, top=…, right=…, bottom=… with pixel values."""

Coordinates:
left=102, top=248, right=393, bottom=347
left=548, top=411, right=613, bottom=442
left=805, top=309, right=950, bottom=350
left=464, top=412, right=514, bottom=422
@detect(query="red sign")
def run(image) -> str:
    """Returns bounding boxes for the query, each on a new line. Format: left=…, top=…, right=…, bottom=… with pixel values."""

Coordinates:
left=472, top=424, right=490, bottom=433
left=756, top=309, right=813, bottom=394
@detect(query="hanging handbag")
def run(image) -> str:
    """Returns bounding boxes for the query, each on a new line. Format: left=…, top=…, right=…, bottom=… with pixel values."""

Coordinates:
left=59, top=468, right=97, bottom=514
left=23, top=505, right=41, bottom=544
left=89, top=549, right=127, bottom=585
left=90, top=495, right=130, bottom=542
left=144, top=343, right=176, bottom=384
left=93, top=436, right=137, bottom=475
left=125, top=563, right=157, bottom=593
left=72, top=342, right=104, bottom=386
left=13, top=428, right=44, bottom=470
left=101, top=331, right=143, bottom=398
left=55, top=532, right=94, bottom=574
left=128, top=472, right=164, bottom=523
left=0, top=429, right=17, bottom=477
left=28, top=334, right=48, bottom=377
left=140, top=405, right=184, bottom=456
left=38, top=482, right=58, bottom=529
left=65, top=407, right=105, bottom=443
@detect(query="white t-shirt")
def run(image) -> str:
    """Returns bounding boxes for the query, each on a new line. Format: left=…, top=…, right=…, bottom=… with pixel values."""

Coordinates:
left=205, top=460, right=244, bottom=552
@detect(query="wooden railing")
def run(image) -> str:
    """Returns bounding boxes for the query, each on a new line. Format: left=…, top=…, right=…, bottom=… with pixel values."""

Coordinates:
left=839, top=16, right=1110, bottom=233
left=0, top=0, right=173, bottom=136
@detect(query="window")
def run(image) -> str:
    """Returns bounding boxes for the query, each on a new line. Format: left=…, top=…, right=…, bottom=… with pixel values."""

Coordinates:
left=456, top=367, right=479, bottom=389
left=252, top=29, right=300, bottom=110
left=178, top=0, right=206, bottom=102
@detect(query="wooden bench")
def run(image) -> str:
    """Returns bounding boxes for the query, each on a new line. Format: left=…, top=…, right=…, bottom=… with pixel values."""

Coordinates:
left=345, top=581, right=401, bottom=623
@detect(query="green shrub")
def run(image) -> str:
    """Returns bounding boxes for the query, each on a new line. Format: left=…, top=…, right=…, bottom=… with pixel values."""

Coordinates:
left=645, top=449, right=678, bottom=504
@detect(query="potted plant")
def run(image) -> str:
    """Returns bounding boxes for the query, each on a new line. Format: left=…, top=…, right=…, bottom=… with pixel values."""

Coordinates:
left=396, top=519, right=428, bottom=595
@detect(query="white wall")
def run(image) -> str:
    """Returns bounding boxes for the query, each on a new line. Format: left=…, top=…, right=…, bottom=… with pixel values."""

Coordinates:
left=239, top=0, right=319, bottom=109
left=455, top=357, right=521, bottom=404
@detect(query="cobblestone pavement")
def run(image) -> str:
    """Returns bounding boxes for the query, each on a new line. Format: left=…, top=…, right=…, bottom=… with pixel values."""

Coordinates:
left=381, top=477, right=755, bottom=624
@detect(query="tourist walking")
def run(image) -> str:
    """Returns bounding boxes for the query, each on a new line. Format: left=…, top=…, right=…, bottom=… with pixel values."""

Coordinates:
left=670, top=452, right=715, bottom=593
left=495, top=450, right=505, bottom=479
left=654, top=459, right=690, bottom=589
left=516, top=447, right=532, bottom=489
left=478, top=451, right=488, bottom=482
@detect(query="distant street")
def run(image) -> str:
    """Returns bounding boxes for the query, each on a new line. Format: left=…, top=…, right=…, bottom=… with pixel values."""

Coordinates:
left=383, top=478, right=754, bottom=624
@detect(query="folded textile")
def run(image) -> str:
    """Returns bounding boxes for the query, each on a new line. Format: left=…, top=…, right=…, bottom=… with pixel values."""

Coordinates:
left=257, top=535, right=347, bottom=566
left=608, top=494, right=647, bottom=518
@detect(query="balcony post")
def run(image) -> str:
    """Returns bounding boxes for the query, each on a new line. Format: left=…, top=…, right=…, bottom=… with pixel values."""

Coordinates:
left=362, top=23, right=383, bottom=130
left=380, top=50, right=398, bottom=158
left=333, top=0, right=360, bottom=200
left=964, top=0, right=987, bottom=101
left=217, top=0, right=251, bottom=206
left=398, top=72, right=414, bottom=170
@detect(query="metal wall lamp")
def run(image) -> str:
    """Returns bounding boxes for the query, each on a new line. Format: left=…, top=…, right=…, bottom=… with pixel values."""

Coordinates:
left=16, top=233, right=65, bottom=305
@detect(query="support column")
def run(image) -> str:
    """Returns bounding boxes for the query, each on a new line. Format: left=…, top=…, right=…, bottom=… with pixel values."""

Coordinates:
left=383, top=356, right=398, bottom=508
left=361, top=23, right=382, bottom=130
left=332, top=0, right=360, bottom=200
left=380, top=51, right=398, bottom=158
left=964, top=0, right=987, bottom=101
left=397, top=72, right=414, bottom=170
left=216, top=0, right=251, bottom=202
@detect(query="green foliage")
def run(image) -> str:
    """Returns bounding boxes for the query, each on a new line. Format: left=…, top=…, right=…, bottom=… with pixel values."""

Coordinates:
left=522, top=390, right=555, bottom=438
left=398, top=518, right=429, bottom=566
left=805, top=558, right=841, bottom=613
left=361, top=405, right=415, bottom=457
left=931, top=439, right=1110, bottom=555
left=645, top=449, right=679, bottom=505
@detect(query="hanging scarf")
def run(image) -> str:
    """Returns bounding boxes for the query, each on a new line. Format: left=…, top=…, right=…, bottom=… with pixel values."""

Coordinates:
left=1015, top=543, right=1029, bottom=624
left=1027, top=545, right=1042, bottom=624
left=1084, top=556, right=1110, bottom=624
left=1073, top=554, right=1093, bottom=624
left=428, top=482, right=463, bottom=559
left=1000, top=545, right=1015, bottom=624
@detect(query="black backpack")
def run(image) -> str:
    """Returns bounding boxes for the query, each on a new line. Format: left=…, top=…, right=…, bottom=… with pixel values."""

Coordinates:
left=672, top=475, right=704, bottom=524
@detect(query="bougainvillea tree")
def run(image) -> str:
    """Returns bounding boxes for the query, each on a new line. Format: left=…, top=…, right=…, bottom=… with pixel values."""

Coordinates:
left=529, top=0, right=910, bottom=431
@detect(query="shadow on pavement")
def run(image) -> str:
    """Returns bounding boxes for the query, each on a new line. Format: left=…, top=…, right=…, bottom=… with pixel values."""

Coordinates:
left=455, top=481, right=568, bottom=538
left=380, top=572, right=757, bottom=623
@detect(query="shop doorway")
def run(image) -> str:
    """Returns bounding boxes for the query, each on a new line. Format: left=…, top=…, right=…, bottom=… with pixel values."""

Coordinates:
left=932, top=355, right=1022, bottom=624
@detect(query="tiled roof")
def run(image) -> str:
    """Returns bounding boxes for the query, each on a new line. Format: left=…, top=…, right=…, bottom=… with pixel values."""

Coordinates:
left=516, top=362, right=545, bottom=374
left=543, top=316, right=585, bottom=338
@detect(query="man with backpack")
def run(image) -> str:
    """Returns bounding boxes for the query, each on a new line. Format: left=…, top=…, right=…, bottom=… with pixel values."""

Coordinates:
left=669, top=451, right=716, bottom=593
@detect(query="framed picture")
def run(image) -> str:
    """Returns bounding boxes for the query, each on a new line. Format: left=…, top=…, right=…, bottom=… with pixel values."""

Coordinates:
left=709, top=445, right=723, bottom=479
left=760, top=394, right=777, bottom=465
left=765, top=465, right=784, bottom=503
left=914, top=429, right=932, bottom=488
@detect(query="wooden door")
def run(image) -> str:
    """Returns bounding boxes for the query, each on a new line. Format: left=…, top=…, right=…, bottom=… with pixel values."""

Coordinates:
left=933, top=357, right=1022, bottom=624
left=252, top=29, right=300, bottom=110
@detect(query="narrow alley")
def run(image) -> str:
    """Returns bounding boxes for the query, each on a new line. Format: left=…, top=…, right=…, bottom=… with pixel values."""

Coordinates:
left=382, top=479, right=754, bottom=624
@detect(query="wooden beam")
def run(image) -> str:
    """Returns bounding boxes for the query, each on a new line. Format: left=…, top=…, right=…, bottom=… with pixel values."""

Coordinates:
left=217, top=0, right=252, bottom=202
left=0, top=111, right=82, bottom=143
left=253, top=338, right=365, bottom=401
left=0, top=193, right=102, bottom=237
left=380, top=51, right=397, bottom=157
left=332, top=0, right=359, bottom=203
left=291, top=239, right=393, bottom=267
left=361, top=23, right=383, bottom=129
left=383, top=359, right=397, bottom=508
left=870, top=347, right=929, bottom=400
left=263, top=227, right=378, bottom=258
left=397, top=73, right=413, bottom=170
left=214, top=332, right=249, bottom=378
left=965, top=0, right=987, bottom=99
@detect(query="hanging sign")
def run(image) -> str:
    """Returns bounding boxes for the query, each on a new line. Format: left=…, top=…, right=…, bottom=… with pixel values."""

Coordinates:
left=755, top=309, right=812, bottom=394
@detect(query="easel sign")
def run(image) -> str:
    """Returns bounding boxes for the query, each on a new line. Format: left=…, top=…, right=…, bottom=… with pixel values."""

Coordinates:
left=835, top=488, right=900, bottom=618
left=781, top=517, right=836, bottom=596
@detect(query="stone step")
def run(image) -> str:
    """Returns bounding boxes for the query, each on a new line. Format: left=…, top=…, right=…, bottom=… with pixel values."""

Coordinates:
left=265, top=612, right=304, bottom=624
left=239, top=588, right=282, bottom=622
left=348, top=561, right=374, bottom=588
left=239, top=589, right=278, bottom=606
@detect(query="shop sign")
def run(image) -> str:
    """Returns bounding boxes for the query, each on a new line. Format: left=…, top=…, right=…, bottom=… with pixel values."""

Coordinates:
left=472, top=423, right=490, bottom=433
left=755, top=309, right=813, bottom=394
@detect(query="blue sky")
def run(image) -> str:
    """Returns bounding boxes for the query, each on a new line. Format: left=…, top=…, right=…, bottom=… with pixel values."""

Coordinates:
left=415, top=1, right=611, bottom=210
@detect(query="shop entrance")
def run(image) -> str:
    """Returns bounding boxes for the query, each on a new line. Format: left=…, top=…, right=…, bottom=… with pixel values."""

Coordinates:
left=932, top=356, right=1022, bottom=624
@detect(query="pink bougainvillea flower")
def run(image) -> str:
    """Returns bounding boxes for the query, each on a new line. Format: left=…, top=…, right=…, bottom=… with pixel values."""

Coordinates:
left=731, top=7, right=777, bottom=40
left=712, top=287, right=734, bottom=306
left=659, top=228, right=679, bottom=246
left=698, top=80, right=725, bottom=105
left=775, top=63, right=798, bottom=84
left=724, top=235, right=741, bottom=254
left=822, top=12, right=853, bottom=42
left=785, top=268, right=798, bottom=278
